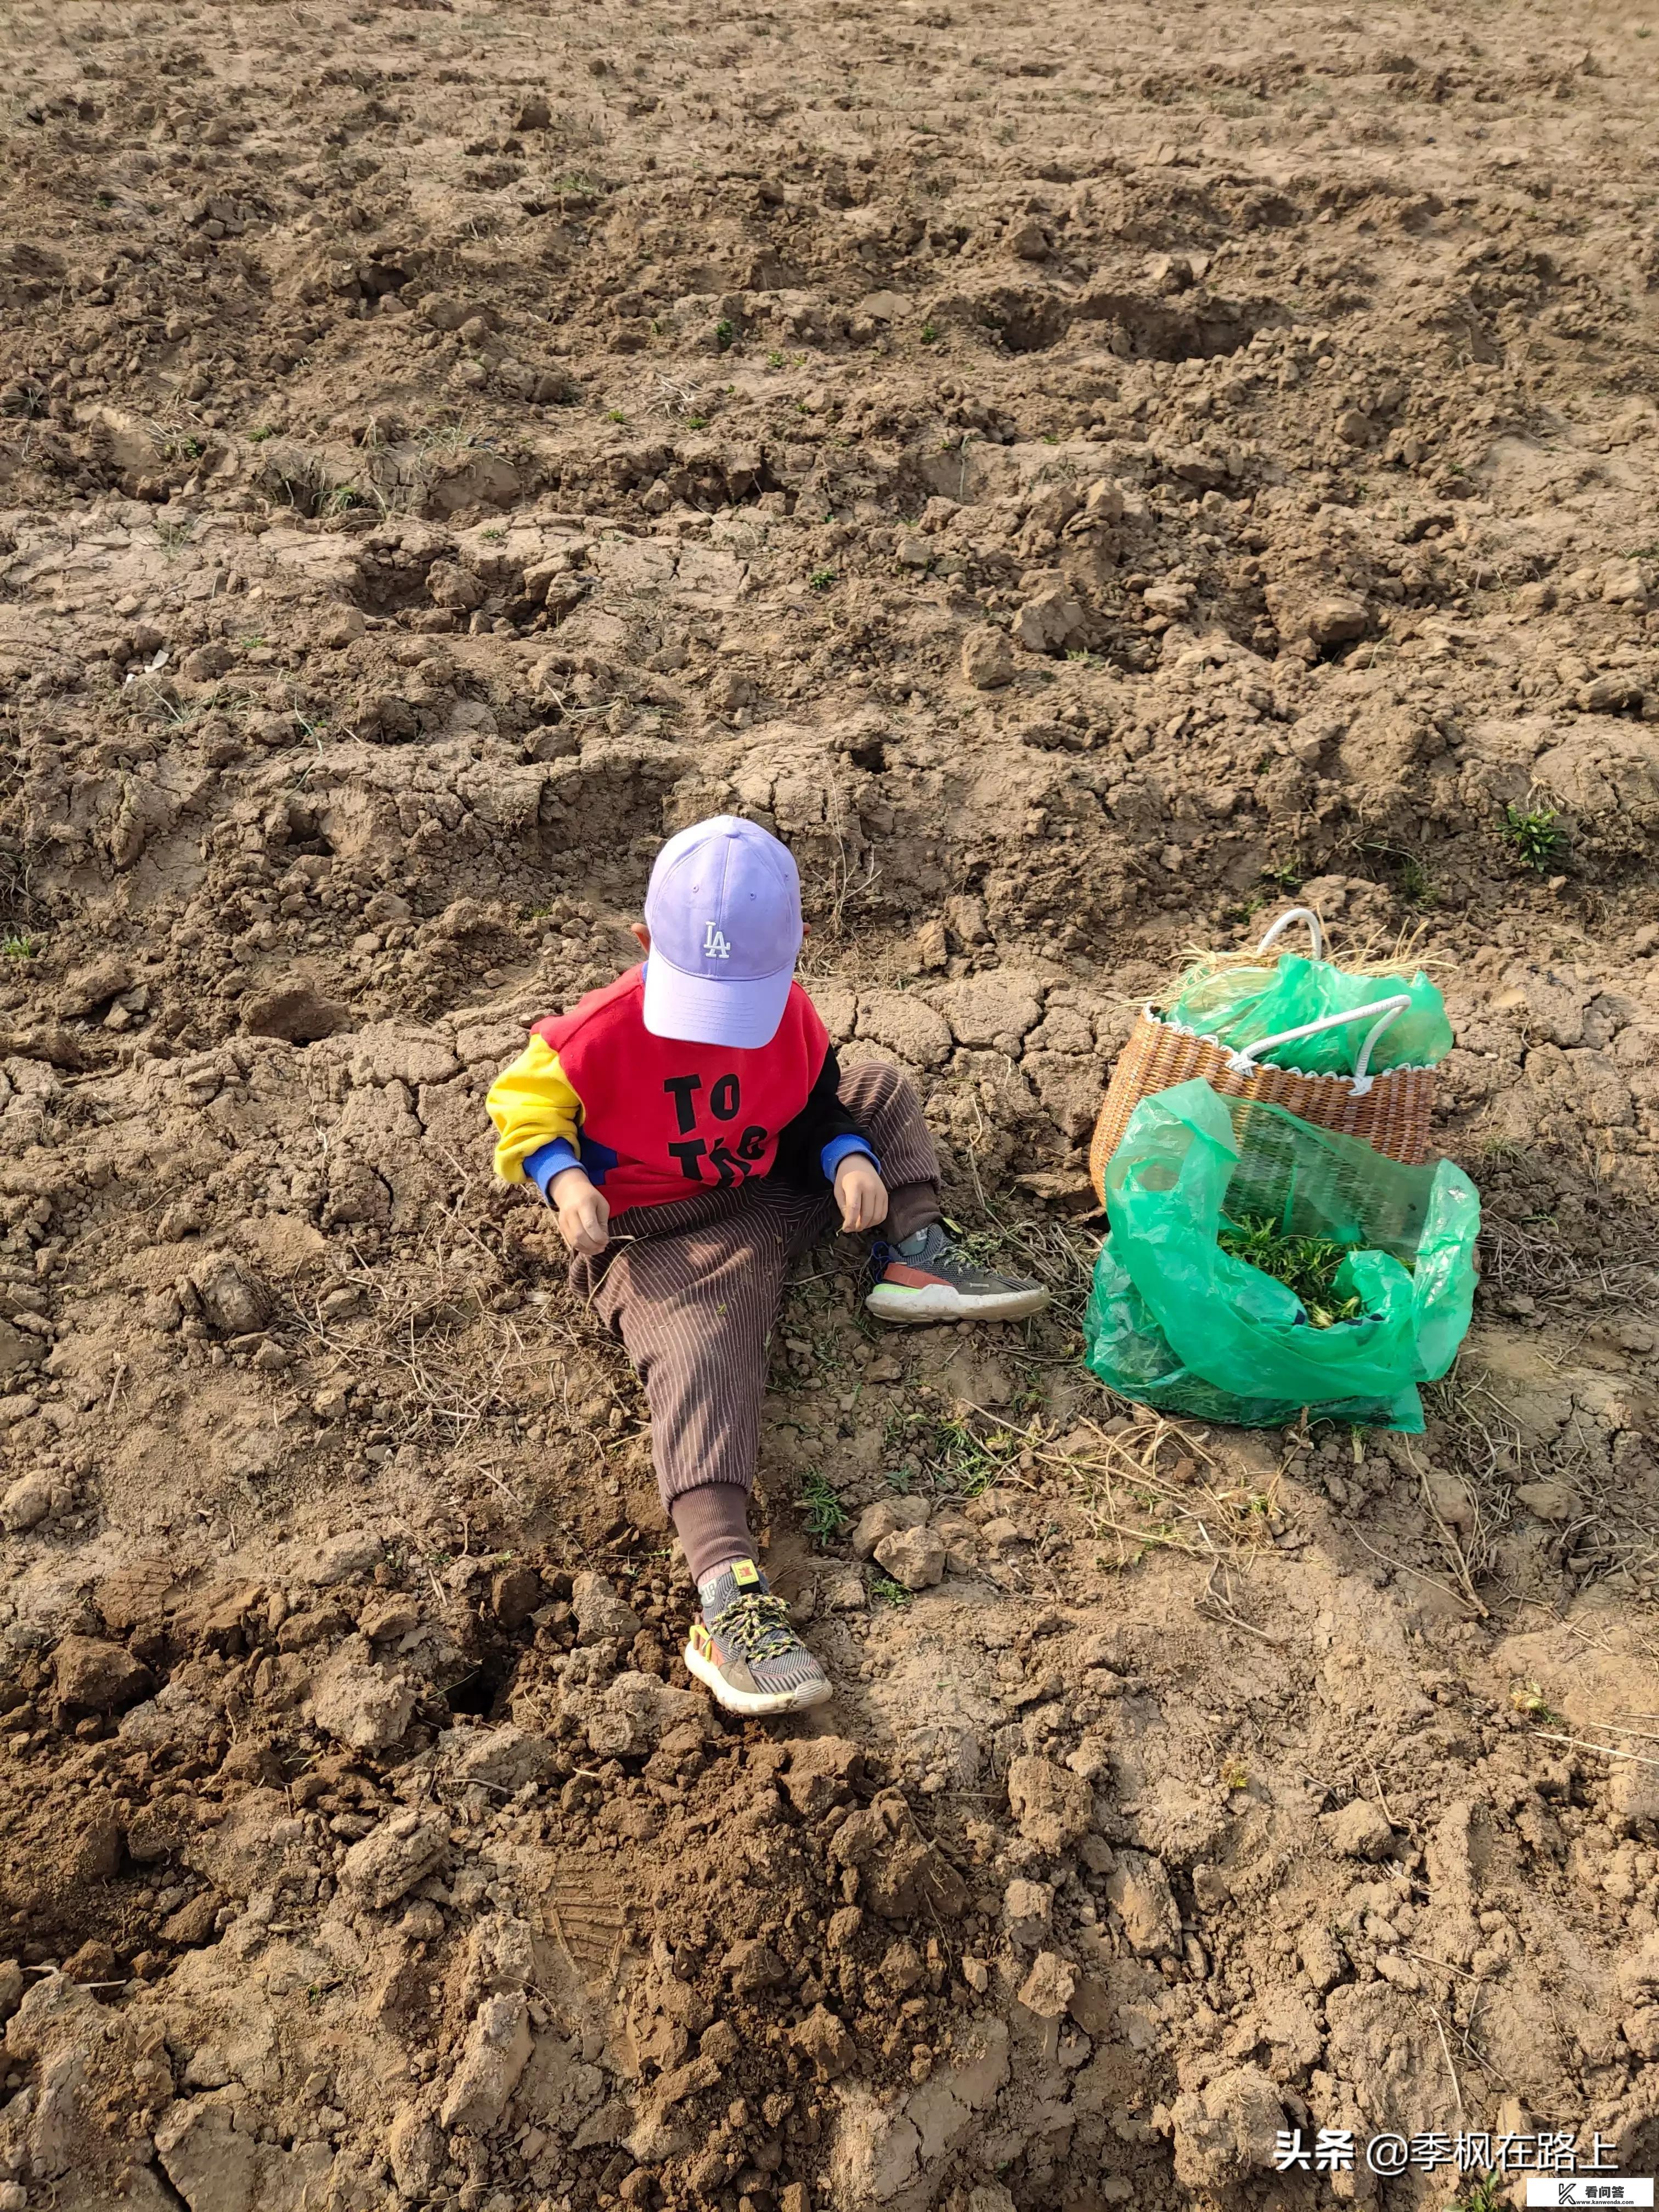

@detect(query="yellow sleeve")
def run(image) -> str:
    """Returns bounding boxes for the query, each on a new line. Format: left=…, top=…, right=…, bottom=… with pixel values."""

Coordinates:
left=486, top=1035, right=583, bottom=1182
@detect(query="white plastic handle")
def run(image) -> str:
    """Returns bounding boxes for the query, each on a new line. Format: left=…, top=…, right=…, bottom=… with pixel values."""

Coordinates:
left=1229, top=994, right=1412, bottom=1096
left=1255, top=906, right=1326, bottom=961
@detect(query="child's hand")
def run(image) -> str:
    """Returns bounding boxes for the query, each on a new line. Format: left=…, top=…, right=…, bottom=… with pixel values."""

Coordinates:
left=834, top=1153, right=889, bottom=1233
left=549, top=1166, right=610, bottom=1256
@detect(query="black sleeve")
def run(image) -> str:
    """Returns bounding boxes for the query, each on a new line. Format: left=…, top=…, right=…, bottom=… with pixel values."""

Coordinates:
left=768, top=1043, right=869, bottom=1190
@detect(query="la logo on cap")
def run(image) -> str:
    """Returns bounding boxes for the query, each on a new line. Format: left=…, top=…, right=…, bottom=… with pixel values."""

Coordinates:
left=703, top=922, right=731, bottom=960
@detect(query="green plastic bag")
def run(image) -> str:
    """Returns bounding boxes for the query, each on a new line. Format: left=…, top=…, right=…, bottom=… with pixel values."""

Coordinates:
left=1167, top=955, right=1453, bottom=1075
left=1082, top=1079, right=1480, bottom=1432
left=1164, top=910, right=1453, bottom=1076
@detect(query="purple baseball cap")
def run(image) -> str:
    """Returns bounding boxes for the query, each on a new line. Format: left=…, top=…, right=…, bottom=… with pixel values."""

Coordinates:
left=641, top=815, right=803, bottom=1047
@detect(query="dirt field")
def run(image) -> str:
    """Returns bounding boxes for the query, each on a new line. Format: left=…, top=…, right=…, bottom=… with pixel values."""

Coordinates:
left=3, top=0, right=1659, bottom=2205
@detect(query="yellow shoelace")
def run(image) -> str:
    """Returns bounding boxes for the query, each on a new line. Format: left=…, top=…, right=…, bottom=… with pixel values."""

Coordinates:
left=709, top=1591, right=797, bottom=1661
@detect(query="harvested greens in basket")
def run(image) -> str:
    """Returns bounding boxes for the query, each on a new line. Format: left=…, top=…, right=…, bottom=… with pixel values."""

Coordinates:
left=1161, top=908, right=1453, bottom=1077
left=1167, top=956, right=1452, bottom=1075
left=1086, top=907, right=1446, bottom=1186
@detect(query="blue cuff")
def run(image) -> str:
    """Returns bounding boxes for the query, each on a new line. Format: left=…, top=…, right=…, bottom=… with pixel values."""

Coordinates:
left=524, top=1139, right=581, bottom=1198
left=821, top=1133, right=881, bottom=1182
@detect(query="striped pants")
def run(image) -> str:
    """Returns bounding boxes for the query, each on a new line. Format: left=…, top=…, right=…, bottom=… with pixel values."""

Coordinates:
left=569, top=1061, right=940, bottom=1513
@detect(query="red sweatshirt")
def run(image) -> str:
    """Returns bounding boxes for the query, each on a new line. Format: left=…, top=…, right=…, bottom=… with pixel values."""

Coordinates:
left=486, top=966, right=874, bottom=1214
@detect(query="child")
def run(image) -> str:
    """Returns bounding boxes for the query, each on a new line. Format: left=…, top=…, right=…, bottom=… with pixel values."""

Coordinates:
left=487, top=815, right=1047, bottom=1716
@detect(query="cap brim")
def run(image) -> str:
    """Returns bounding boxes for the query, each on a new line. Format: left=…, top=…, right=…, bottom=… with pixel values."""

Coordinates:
left=641, top=957, right=794, bottom=1048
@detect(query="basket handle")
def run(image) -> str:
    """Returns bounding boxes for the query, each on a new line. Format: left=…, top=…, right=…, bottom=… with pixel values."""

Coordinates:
left=1229, top=994, right=1412, bottom=1097
left=1255, top=906, right=1326, bottom=960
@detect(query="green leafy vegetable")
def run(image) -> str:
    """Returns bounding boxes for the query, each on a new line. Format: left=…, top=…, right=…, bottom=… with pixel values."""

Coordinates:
left=1217, top=1215, right=1365, bottom=1328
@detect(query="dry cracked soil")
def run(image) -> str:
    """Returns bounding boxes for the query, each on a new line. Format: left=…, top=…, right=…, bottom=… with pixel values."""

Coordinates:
left=4, top=0, right=1659, bottom=2209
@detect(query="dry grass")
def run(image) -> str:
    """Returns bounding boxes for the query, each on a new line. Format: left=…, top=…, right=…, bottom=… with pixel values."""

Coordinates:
left=807, top=773, right=883, bottom=939
left=285, top=1163, right=641, bottom=1513
left=1423, top=1358, right=1659, bottom=1600
left=294, top=1233, right=533, bottom=1445
left=1417, top=1367, right=1523, bottom=1582
left=947, top=1096, right=1101, bottom=1327
left=1552, top=1436, right=1659, bottom=1596
left=1479, top=1211, right=1659, bottom=1316
left=955, top=1396, right=1291, bottom=1578
left=1064, top=1410, right=1288, bottom=1564
left=0, top=826, right=44, bottom=942
left=1159, top=914, right=1445, bottom=1011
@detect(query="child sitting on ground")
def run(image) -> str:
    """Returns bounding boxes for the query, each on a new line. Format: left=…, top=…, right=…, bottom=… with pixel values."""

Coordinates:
left=487, top=815, right=1047, bottom=1716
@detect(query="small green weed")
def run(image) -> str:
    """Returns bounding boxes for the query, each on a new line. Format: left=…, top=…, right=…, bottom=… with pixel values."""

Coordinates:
left=766, top=348, right=786, bottom=368
left=1260, top=855, right=1306, bottom=894
left=919, top=321, right=939, bottom=344
left=882, top=1404, right=1023, bottom=1497
left=714, top=318, right=735, bottom=352
left=870, top=1575, right=912, bottom=1606
left=1480, top=1135, right=1528, bottom=1167
left=1398, top=855, right=1436, bottom=905
left=1217, top=1216, right=1365, bottom=1328
left=808, top=567, right=837, bottom=592
left=685, top=413, right=709, bottom=430
left=799, top=1469, right=849, bottom=1544
left=1455, top=2175, right=1504, bottom=2212
left=1510, top=1680, right=1563, bottom=1727
left=2, top=932, right=36, bottom=961
left=1499, top=802, right=1566, bottom=871
left=481, top=526, right=505, bottom=541
left=324, top=484, right=367, bottom=514
left=605, top=408, right=626, bottom=424
left=248, top=426, right=277, bottom=442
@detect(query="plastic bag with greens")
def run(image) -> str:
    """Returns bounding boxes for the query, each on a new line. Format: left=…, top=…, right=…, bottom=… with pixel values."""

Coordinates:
left=1164, top=910, right=1452, bottom=1076
left=1082, top=1078, right=1479, bottom=1432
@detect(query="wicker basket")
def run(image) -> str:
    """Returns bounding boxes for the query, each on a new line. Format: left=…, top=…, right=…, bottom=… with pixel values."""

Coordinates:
left=1088, top=911, right=1438, bottom=1195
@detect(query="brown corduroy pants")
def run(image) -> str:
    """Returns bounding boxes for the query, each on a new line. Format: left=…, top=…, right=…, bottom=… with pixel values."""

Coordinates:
left=568, top=1061, right=940, bottom=1516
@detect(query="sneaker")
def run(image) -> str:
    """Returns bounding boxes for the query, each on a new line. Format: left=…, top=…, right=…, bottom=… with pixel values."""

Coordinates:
left=684, top=1560, right=832, bottom=1718
left=865, top=1222, right=1050, bottom=1325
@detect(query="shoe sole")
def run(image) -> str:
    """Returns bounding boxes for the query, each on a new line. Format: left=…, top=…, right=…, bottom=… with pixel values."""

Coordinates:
left=684, top=1640, right=833, bottom=1717
left=865, top=1281, right=1051, bottom=1325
